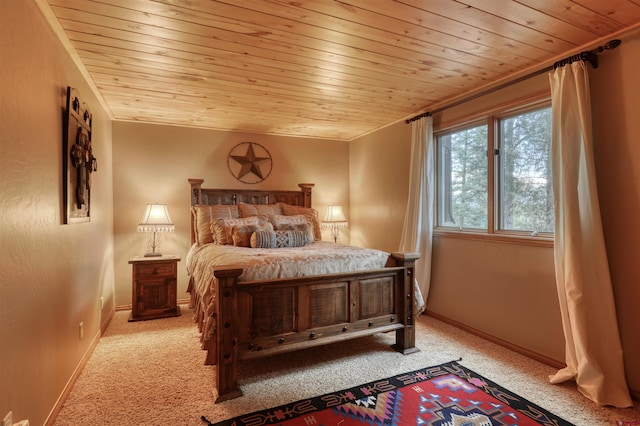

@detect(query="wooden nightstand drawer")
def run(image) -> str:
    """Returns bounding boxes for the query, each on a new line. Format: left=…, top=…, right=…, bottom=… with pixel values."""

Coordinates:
left=135, top=262, right=175, bottom=278
left=129, top=255, right=181, bottom=321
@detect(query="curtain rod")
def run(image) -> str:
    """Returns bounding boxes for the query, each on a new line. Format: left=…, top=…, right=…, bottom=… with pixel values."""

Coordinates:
left=405, top=39, right=622, bottom=124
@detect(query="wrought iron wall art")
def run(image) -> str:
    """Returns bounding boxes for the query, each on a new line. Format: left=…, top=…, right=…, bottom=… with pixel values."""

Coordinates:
left=63, top=86, right=97, bottom=223
left=227, top=142, right=272, bottom=184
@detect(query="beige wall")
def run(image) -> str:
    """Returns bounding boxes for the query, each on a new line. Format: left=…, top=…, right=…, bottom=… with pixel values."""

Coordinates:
left=112, top=122, right=350, bottom=306
left=0, top=1, right=114, bottom=424
left=349, top=121, right=412, bottom=252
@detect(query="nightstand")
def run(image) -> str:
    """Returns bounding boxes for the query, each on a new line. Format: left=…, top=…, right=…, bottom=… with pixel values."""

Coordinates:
left=128, top=255, right=181, bottom=321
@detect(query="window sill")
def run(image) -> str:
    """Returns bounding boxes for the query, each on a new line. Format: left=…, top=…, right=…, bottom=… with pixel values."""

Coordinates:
left=433, top=229, right=554, bottom=248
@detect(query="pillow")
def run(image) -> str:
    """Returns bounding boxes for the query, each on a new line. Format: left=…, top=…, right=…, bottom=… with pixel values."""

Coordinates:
left=191, top=204, right=240, bottom=245
left=250, top=229, right=308, bottom=248
left=250, top=228, right=277, bottom=248
left=280, top=204, right=322, bottom=241
left=211, top=215, right=266, bottom=245
left=274, top=230, right=308, bottom=248
left=238, top=203, right=283, bottom=218
left=272, top=215, right=314, bottom=244
left=232, top=224, right=260, bottom=247
left=233, top=221, right=274, bottom=247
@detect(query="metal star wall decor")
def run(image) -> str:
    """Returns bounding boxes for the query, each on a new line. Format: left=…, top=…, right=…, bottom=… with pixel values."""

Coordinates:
left=227, top=142, right=273, bottom=184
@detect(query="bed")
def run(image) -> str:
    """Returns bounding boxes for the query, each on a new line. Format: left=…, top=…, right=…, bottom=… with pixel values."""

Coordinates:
left=187, top=178, right=420, bottom=402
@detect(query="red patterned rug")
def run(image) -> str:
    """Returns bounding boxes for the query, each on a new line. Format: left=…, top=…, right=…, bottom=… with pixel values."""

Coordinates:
left=204, top=360, right=574, bottom=426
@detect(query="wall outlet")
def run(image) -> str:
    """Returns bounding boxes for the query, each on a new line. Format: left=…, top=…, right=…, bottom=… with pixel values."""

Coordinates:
left=79, top=322, right=84, bottom=339
left=3, top=411, right=12, bottom=426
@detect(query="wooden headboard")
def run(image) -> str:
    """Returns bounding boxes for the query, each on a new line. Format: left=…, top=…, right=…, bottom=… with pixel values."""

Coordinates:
left=188, top=178, right=315, bottom=245
left=189, top=178, right=314, bottom=207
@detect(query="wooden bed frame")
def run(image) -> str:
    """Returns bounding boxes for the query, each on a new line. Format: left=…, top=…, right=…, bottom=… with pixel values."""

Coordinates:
left=188, top=178, right=420, bottom=402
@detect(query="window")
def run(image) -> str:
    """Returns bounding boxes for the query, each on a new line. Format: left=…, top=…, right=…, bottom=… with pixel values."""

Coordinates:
left=436, top=103, right=553, bottom=237
left=437, top=124, right=488, bottom=230
left=498, top=108, right=553, bottom=233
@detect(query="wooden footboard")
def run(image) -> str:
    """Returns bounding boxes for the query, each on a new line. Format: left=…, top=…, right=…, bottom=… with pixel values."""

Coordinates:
left=210, top=252, right=419, bottom=403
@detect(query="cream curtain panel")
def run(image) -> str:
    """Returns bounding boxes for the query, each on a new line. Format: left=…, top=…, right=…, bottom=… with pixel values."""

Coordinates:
left=548, top=61, right=632, bottom=407
left=399, top=116, right=434, bottom=314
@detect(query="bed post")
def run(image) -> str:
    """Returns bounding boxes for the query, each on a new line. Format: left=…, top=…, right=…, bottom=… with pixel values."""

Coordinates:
left=189, top=178, right=204, bottom=204
left=389, top=252, right=421, bottom=354
left=188, top=178, right=204, bottom=245
left=298, top=183, right=314, bottom=208
left=213, top=266, right=244, bottom=403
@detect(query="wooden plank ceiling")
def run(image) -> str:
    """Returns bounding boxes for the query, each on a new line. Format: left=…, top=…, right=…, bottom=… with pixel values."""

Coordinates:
left=42, top=0, right=640, bottom=140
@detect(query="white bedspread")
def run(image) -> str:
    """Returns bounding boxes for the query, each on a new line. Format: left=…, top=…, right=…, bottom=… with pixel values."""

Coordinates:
left=187, top=241, right=390, bottom=297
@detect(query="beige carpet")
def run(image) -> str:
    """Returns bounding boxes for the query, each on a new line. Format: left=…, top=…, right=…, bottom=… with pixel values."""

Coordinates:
left=53, top=305, right=639, bottom=425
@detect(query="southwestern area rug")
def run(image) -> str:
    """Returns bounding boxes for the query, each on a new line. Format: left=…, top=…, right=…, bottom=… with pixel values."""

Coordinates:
left=204, top=360, right=574, bottom=426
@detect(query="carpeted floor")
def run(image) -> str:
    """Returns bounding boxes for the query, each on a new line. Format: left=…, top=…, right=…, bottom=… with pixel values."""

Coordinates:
left=53, top=305, right=639, bottom=425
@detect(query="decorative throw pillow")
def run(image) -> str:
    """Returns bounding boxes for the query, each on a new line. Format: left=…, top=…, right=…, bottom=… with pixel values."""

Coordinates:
left=280, top=204, right=322, bottom=241
left=191, top=204, right=240, bottom=245
left=272, top=214, right=314, bottom=243
left=232, top=224, right=260, bottom=247
left=274, top=230, right=308, bottom=248
left=250, top=228, right=308, bottom=248
left=211, top=216, right=265, bottom=245
left=250, top=229, right=277, bottom=248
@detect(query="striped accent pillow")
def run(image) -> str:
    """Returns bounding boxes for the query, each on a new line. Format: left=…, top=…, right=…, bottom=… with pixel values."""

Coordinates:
left=191, top=204, right=239, bottom=245
left=250, top=229, right=276, bottom=248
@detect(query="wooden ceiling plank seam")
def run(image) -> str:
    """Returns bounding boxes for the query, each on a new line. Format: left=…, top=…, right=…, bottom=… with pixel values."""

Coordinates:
left=75, top=46, right=460, bottom=101
left=51, top=5, right=507, bottom=85
left=56, top=19, right=494, bottom=92
left=74, top=41, right=468, bottom=97
left=60, top=25, right=492, bottom=92
left=95, top=82, right=421, bottom=123
left=110, top=112, right=359, bottom=139
left=241, top=0, right=558, bottom=61
left=201, top=0, right=540, bottom=69
left=393, top=0, right=579, bottom=53
left=570, top=0, right=640, bottom=26
left=456, top=0, right=610, bottom=42
left=95, top=83, right=420, bottom=121
left=106, top=100, right=385, bottom=129
left=84, top=64, right=437, bottom=110
left=515, top=0, right=630, bottom=34
left=97, top=84, right=413, bottom=120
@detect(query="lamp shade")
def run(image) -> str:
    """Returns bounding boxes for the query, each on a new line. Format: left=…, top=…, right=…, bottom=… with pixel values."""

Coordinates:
left=322, top=205, right=348, bottom=243
left=323, top=205, right=348, bottom=225
left=137, top=204, right=175, bottom=232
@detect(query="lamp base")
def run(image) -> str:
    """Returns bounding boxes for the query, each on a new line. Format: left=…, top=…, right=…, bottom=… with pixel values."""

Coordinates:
left=144, top=252, right=162, bottom=257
